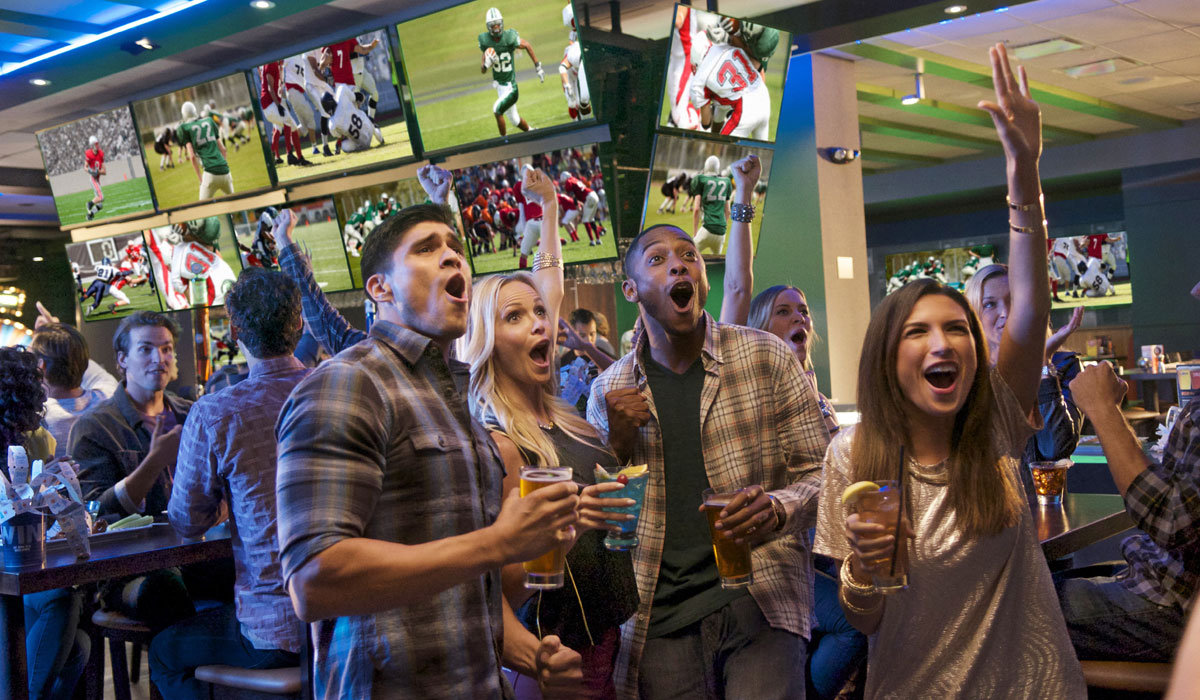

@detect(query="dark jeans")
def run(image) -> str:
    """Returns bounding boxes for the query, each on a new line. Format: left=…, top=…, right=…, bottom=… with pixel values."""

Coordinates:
left=24, top=588, right=89, bottom=700
left=1055, top=567, right=1185, bottom=662
left=149, top=603, right=299, bottom=700
left=638, top=594, right=806, bottom=700
left=808, top=571, right=867, bottom=700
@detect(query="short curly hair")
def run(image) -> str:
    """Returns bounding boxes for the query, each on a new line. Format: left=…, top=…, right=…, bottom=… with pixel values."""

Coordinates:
left=0, top=346, right=46, bottom=451
left=225, top=267, right=302, bottom=358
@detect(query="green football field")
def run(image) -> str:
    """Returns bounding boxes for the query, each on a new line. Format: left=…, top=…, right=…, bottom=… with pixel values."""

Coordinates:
left=641, top=177, right=761, bottom=256
left=272, top=121, right=414, bottom=183
left=54, top=177, right=155, bottom=228
left=397, top=1, right=578, bottom=153
left=1051, top=281, right=1132, bottom=310
left=143, top=135, right=273, bottom=211
left=468, top=220, right=617, bottom=275
left=290, top=219, right=354, bottom=292
left=79, top=279, right=162, bottom=323
left=658, top=48, right=787, bottom=142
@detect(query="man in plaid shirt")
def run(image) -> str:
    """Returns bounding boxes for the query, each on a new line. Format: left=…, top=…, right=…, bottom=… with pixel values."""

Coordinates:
left=587, top=225, right=829, bottom=699
left=1057, top=361, right=1198, bottom=661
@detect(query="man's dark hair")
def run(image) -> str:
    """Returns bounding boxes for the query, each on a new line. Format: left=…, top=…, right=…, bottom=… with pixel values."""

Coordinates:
left=29, top=323, right=89, bottom=390
left=225, top=267, right=302, bottom=358
left=360, top=203, right=458, bottom=284
left=113, top=311, right=179, bottom=368
left=623, top=224, right=693, bottom=279
left=569, top=308, right=596, bottom=327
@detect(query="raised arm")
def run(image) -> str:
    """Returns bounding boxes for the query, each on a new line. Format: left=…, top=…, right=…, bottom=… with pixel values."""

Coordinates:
left=978, top=43, right=1049, bottom=415
left=720, top=155, right=760, bottom=325
left=522, top=167, right=562, bottom=343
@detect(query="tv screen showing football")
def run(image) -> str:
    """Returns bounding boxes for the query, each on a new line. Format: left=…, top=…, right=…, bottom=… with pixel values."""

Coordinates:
left=37, top=107, right=156, bottom=227
left=132, top=74, right=274, bottom=212
left=395, top=0, right=593, bottom=154
left=248, top=28, right=415, bottom=184
left=658, top=5, right=790, bottom=143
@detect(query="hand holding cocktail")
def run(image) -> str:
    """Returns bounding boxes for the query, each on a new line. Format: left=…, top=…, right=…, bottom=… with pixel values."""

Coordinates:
left=592, top=464, right=649, bottom=551
left=577, top=482, right=634, bottom=531
left=842, top=481, right=913, bottom=593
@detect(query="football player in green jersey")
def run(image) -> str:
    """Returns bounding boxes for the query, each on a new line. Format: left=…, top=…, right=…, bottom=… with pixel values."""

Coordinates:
left=478, top=7, right=543, bottom=137
left=177, top=101, right=234, bottom=201
left=690, top=155, right=733, bottom=256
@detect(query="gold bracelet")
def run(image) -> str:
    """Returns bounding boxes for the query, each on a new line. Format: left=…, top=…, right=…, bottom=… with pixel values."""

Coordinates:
left=840, top=556, right=878, bottom=596
left=840, top=585, right=883, bottom=615
left=1006, top=194, right=1043, bottom=212
left=1009, top=219, right=1048, bottom=235
left=532, top=252, right=563, bottom=272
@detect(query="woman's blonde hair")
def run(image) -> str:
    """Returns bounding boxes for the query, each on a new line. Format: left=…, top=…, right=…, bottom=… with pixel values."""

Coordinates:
left=963, top=263, right=1008, bottom=320
left=462, top=273, right=606, bottom=466
left=747, top=285, right=819, bottom=371
left=852, top=279, right=1023, bottom=538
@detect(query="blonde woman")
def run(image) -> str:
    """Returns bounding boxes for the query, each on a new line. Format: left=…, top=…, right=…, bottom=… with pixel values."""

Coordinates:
left=462, top=167, right=638, bottom=699
left=813, top=44, right=1086, bottom=698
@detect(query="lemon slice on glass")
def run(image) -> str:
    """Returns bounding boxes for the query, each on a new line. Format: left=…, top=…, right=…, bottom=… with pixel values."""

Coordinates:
left=841, top=481, right=881, bottom=506
left=618, top=464, right=649, bottom=479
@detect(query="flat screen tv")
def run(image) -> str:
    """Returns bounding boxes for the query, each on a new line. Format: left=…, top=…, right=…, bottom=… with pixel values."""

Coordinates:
left=248, top=28, right=415, bottom=183
left=231, top=197, right=355, bottom=293
left=1048, top=232, right=1131, bottom=310
left=142, top=215, right=243, bottom=310
left=658, top=4, right=790, bottom=143
left=37, top=107, right=156, bottom=227
left=641, top=132, right=773, bottom=260
left=453, top=142, right=615, bottom=276
left=331, top=177, right=434, bottom=288
left=66, top=231, right=162, bottom=321
left=396, top=0, right=594, bottom=154
left=132, top=74, right=273, bottom=212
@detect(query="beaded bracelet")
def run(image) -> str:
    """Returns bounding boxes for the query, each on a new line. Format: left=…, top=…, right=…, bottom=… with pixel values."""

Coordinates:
left=532, top=252, right=563, bottom=272
left=730, top=203, right=755, bottom=223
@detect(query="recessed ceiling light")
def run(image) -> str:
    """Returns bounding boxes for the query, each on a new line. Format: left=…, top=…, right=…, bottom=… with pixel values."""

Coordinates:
left=31, top=257, right=44, bottom=262
left=945, top=5, right=968, bottom=14
left=1061, top=57, right=1135, bottom=78
left=250, top=0, right=275, bottom=8
left=1010, top=38, right=1084, bottom=60
left=29, top=78, right=50, bottom=86
left=135, top=37, right=156, bottom=50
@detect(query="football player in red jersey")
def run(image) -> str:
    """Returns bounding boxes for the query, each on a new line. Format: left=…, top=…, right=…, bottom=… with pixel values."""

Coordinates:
left=559, top=170, right=604, bottom=245
left=327, top=36, right=381, bottom=116
left=84, top=135, right=106, bottom=221
left=259, top=60, right=310, bottom=167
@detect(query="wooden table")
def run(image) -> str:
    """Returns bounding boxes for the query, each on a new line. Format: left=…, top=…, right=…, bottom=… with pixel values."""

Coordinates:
left=1034, top=493, right=1134, bottom=561
left=0, top=522, right=232, bottom=699
left=1124, top=371, right=1178, bottom=413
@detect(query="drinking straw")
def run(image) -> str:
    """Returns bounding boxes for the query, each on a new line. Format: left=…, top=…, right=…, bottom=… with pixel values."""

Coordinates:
left=889, top=445, right=905, bottom=577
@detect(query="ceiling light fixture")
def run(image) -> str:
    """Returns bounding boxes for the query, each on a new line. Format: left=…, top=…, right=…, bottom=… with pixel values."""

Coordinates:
left=29, top=78, right=50, bottom=86
left=250, top=0, right=276, bottom=8
left=31, top=257, right=44, bottom=263
left=944, top=5, right=968, bottom=14
left=136, top=38, right=156, bottom=51
left=0, top=0, right=208, bottom=78
left=902, top=58, right=926, bottom=105
left=1011, top=38, right=1084, bottom=60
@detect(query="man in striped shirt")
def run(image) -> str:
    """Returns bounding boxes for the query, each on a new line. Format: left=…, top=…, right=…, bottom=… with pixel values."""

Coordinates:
left=587, top=224, right=829, bottom=699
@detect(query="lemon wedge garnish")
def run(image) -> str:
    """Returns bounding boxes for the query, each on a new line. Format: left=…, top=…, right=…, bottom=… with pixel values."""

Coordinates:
left=618, top=464, right=648, bottom=478
left=842, top=481, right=881, bottom=506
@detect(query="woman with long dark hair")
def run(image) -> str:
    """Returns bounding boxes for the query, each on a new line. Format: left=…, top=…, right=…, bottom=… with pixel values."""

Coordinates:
left=813, top=44, right=1085, bottom=698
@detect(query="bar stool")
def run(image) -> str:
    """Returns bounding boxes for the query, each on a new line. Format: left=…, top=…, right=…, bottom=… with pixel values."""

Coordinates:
left=89, top=609, right=162, bottom=700
left=194, top=665, right=302, bottom=699
left=1081, top=660, right=1172, bottom=695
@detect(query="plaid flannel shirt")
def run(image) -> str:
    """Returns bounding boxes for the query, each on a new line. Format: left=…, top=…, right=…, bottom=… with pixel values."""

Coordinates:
left=1120, top=398, right=1200, bottom=611
left=169, top=356, right=310, bottom=653
left=586, top=313, right=829, bottom=699
left=276, top=321, right=510, bottom=700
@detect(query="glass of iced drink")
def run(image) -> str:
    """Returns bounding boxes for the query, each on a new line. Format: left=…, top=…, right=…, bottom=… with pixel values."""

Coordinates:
left=848, top=480, right=908, bottom=593
left=594, top=464, right=649, bottom=551
left=701, top=488, right=754, bottom=589
left=1029, top=460, right=1072, bottom=505
left=520, top=466, right=572, bottom=590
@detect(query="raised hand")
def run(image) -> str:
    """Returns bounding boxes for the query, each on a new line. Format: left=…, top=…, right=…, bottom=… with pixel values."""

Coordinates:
left=273, top=208, right=297, bottom=247
left=1046, top=305, right=1084, bottom=358
left=34, top=301, right=59, bottom=330
left=1069, top=362, right=1128, bottom=417
left=524, top=167, right=556, bottom=203
left=730, top=154, right=761, bottom=196
left=417, top=164, right=452, bottom=205
left=977, top=43, right=1041, bottom=167
left=604, top=387, right=650, bottom=463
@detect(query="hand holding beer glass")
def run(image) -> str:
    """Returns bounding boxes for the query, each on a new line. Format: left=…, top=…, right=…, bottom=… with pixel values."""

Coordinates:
left=843, top=480, right=910, bottom=594
left=700, top=486, right=775, bottom=589
left=519, top=466, right=578, bottom=589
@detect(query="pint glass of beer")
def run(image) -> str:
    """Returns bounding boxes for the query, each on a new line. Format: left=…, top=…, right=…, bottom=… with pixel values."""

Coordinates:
left=520, top=466, right=572, bottom=590
left=702, top=488, right=754, bottom=589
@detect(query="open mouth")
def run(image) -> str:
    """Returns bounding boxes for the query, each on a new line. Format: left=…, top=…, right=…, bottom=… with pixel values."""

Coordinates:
left=445, top=274, right=467, bottom=302
left=789, top=330, right=807, bottom=347
left=529, top=338, right=551, bottom=367
left=923, top=362, right=959, bottom=391
left=668, top=281, right=695, bottom=312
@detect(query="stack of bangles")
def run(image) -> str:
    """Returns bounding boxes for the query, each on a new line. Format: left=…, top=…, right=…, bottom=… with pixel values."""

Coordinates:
left=1006, top=195, right=1046, bottom=235
left=730, top=203, right=755, bottom=223
left=532, top=252, right=563, bottom=272
left=840, top=557, right=882, bottom=614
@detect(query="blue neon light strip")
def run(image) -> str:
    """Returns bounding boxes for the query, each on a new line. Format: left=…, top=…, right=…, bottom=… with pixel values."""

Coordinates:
left=0, top=0, right=208, bottom=78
